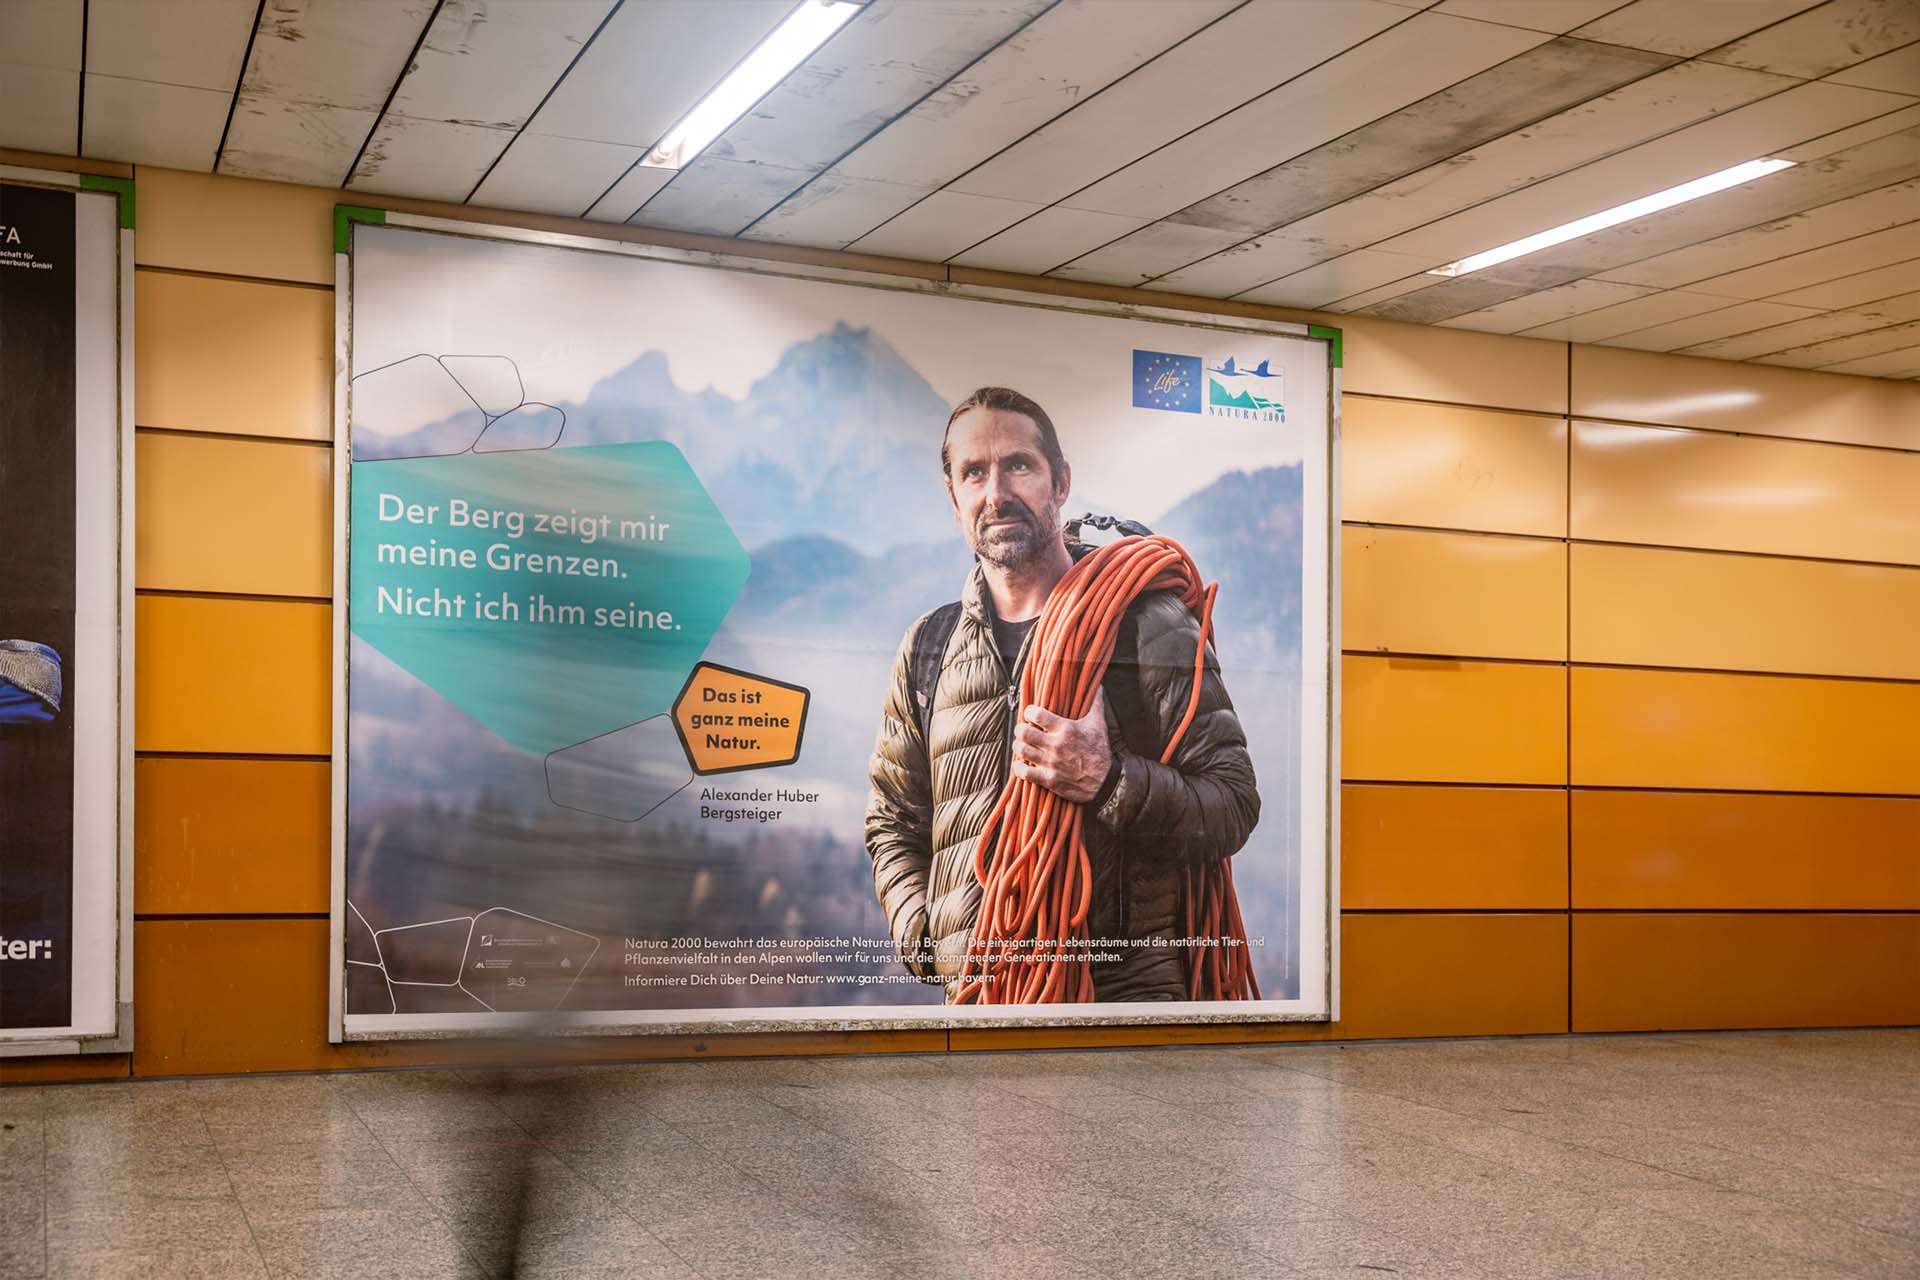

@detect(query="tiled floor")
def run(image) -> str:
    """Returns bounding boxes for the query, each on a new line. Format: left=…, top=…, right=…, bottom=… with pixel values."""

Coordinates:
left=1, top=1029, right=1915, bottom=1278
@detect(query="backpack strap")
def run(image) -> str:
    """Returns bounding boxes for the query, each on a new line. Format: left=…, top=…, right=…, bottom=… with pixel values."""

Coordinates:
left=907, top=601, right=963, bottom=752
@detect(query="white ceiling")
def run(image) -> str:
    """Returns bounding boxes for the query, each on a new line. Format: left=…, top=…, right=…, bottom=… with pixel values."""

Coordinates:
left=7, top=0, right=1918, bottom=378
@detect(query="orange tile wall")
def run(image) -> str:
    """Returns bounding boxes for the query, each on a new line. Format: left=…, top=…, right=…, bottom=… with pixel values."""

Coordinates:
left=9, top=154, right=1917, bottom=1080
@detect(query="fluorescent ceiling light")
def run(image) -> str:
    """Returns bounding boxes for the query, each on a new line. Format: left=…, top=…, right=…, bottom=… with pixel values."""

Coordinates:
left=1427, top=158, right=1796, bottom=277
left=642, top=1, right=860, bottom=171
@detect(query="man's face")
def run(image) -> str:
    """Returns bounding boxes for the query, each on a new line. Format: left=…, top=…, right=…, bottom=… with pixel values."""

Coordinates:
left=944, top=407, right=1071, bottom=570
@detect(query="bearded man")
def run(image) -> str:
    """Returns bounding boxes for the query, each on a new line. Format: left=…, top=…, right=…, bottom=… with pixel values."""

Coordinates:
left=864, top=386, right=1260, bottom=1002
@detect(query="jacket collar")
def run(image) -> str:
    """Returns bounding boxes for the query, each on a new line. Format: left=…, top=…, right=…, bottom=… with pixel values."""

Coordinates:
left=959, top=539, right=1095, bottom=628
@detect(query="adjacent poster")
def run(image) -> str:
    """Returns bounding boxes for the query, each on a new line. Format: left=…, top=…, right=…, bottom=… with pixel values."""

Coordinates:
left=336, top=219, right=1334, bottom=1036
left=0, top=175, right=128, bottom=1047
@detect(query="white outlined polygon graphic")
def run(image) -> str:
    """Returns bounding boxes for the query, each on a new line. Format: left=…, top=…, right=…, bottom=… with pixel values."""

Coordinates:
left=346, top=900, right=599, bottom=1014
left=350, top=352, right=564, bottom=460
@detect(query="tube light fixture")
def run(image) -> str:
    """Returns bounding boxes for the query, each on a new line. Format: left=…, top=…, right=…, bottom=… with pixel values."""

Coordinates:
left=642, top=0, right=861, bottom=171
left=1427, top=157, right=1796, bottom=277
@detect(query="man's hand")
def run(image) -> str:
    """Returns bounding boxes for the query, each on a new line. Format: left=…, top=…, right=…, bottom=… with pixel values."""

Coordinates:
left=1011, top=688, right=1113, bottom=803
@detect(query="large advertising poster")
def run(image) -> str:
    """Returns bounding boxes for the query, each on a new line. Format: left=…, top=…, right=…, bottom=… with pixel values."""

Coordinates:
left=336, top=219, right=1333, bottom=1036
left=0, top=174, right=129, bottom=1048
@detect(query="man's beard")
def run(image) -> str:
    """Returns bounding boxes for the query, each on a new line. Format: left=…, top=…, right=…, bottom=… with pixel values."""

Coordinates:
left=972, top=499, right=1056, bottom=570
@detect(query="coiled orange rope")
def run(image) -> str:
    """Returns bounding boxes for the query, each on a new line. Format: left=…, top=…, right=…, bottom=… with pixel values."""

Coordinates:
left=954, top=535, right=1259, bottom=1004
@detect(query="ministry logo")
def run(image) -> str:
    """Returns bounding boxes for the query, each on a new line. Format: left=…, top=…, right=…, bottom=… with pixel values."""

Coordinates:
left=1131, top=349, right=1201, bottom=414
left=1207, top=355, right=1285, bottom=422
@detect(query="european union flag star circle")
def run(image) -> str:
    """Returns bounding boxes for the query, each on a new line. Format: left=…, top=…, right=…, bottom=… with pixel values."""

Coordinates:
left=1132, top=349, right=1202, bottom=414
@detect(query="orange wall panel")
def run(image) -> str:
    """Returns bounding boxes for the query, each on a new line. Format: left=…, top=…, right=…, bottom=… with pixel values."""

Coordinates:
left=135, top=595, right=331, bottom=755
left=135, top=269, right=332, bottom=440
left=1571, top=666, right=1920, bottom=795
left=1572, top=790, right=1920, bottom=910
left=1572, top=343, right=1920, bottom=450
left=1571, top=543, right=1920, bottom=680
left=1343, top=784, right=1567, bottom=910
left=0, top=1056, right=130, bottom=1085
left=136, top=758, right=331, bottom=915
left=1573, top=913, right=1920, bottom=1031
left=135, top=918, right=336, bottom=1074
left=136, top=432, right=332, bottom=597
left=1344, top=526, right=1565, bottom=661
left=1344, top=656, right=1566, bottom=785
left=1339, top=913, right=1568, bottom=1038
left=1343, top=397, right=1566, bottom=537
left=1571, top=420, right=1920, bottom=566
left=134, top=167, right=337, bottom=285
left=1339, top=316, right=1567, bottom=414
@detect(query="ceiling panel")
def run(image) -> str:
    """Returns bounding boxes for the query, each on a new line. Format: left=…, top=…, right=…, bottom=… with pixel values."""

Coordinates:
left=349, top=0, right=615, bottom=199
left=632, top=0, right=1053, bottom=236
left=1702, top=0, right=1920, bottom=79
left=1331, top=88, right=1917, bottom=320
left=220, top=0, right=437, bottom=185
left=1057, top=12, right=1550, bottom=227
left=1827, top=40, right=1920, bottom=92
left=1771, top=254, right=1920, bottom=308
left=0, top=0, right=81, bottom=156
left=82, top=76, right=231, bottom=171
left=1567, top=0, right=1826, bottom=55
left=1601, top=299, right=1826, bottom=351
left=584, top=165, right=674, bottom=224
left=1680, top=220, right=1920, bottom=299
left=850, top=189, right=1041, bottom=261
left=947, top=206, right=1151, bottom=275
left=1763, top=316, right=1920, bottom=366
left=1680, top=289, right=1920, bottom=359
left=349, top=119, right=516, bottom=202
left=1808, top=343, right=1920, bottom=375
left=469, top=132, right=640, bottom=216
left=87, top=0, right=256, bottom=88
left=519, top=0, right=788, bottom=150
left=82, top=0, right=256, bottom=172
left=1434, top=279, right=1661, bottom=334
left=1598, top=178, right=1920, bottom=288
left=739, top=0, right=1234, bottom=249
left=0, top=64, right=79, bottom=156
left=1052, top=221, right=1245, bottom=286
left=1146, top=60, right=1788, bottom=297
left=1515, top=289, right=1756, bottom=343
left=1431, top=0, right=1625, bottom=32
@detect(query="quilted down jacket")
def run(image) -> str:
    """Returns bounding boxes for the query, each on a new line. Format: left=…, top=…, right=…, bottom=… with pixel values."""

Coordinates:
left=865, top=553, right=1260, bottom=1001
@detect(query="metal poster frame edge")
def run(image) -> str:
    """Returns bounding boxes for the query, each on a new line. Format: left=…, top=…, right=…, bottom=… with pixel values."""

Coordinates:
left=327, top=209, right=1341, bottom=1043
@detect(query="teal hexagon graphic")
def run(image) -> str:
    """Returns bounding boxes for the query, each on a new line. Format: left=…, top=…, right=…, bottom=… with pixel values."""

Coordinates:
left=350, top=442, right=749, bottom=755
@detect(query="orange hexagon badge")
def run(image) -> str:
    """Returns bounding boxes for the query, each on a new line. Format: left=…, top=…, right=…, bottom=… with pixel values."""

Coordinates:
left=670, top=662, right=810, bottom=775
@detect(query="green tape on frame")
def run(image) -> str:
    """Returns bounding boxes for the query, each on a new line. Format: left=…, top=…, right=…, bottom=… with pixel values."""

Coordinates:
left=77, top=174, right=135, bottom=229
left=335, top=204, right=386, bottom=254
left=1307, top=323, right=1343, bottom=369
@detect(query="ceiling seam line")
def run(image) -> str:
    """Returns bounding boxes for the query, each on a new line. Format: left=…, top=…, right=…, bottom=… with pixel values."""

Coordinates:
left=1111, top=43, right=1691, bottom=291
left=1787, top=318, right=1920, bottom=364
left=472, top=0, right=630, bottom=210
left=214, top=0, right=269, bottom=172
left=689, top=0, right=1068, bottom=239
left=1239, top=68, right=1857, bottom=314
left=344, top=0, right=449, bottom=191
left=624, top=0, right=922, bottom=227
left=744, top=0, right=1247, bottom=248
left=925, top=0, right=1447, bottom=268
left=75, top=0, right=88, bottom=155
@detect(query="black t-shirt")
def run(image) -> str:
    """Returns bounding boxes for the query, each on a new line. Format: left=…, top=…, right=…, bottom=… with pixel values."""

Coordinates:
left=990, top=612, right=1038, bottom=674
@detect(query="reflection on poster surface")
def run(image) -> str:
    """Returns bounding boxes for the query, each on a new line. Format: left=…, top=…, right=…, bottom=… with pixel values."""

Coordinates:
left=342, top=224, right=1330, bottom=1029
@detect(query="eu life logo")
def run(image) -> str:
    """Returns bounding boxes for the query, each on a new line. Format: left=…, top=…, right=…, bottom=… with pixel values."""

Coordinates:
left=1132, top=350, right=1201, bottom=413
left=1133, top=348, right=1285, bottom=422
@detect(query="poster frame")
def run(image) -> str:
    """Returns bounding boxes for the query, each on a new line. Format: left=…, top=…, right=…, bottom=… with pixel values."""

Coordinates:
left=328, top=208, right=1340, bottom=1043
left=0, top=165, right=136, bottom=1057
